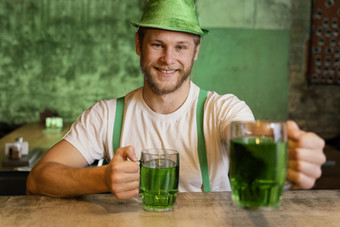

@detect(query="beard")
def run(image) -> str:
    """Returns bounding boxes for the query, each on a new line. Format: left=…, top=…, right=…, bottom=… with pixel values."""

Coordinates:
left=140, top=55, right=195, bottom=96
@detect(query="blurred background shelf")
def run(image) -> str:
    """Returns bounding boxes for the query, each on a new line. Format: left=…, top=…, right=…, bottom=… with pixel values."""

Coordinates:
left=0, top=122, right=71, bottom=195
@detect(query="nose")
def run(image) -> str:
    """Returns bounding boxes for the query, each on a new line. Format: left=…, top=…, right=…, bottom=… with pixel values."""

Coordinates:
left=160, top=47, right=176, bottom=65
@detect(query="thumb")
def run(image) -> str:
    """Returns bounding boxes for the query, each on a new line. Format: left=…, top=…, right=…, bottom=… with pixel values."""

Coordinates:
left=287, top=120, right=304, bottom=141
left=113, top=146, right=138, bottom=162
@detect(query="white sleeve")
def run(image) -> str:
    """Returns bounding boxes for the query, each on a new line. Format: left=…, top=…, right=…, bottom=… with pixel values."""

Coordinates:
left=63, top=99, right=115, bottom=165
left=205, top=92, right=255, bottom=143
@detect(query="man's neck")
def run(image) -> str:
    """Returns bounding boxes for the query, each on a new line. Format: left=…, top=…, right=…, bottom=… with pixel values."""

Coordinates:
left=142, top=81, right=191, bottom=114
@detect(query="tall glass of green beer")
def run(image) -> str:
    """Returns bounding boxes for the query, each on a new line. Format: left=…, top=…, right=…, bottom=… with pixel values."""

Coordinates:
left=229, top=121, right=288, bottom=210
left=140, top=149, right=179, bottom=212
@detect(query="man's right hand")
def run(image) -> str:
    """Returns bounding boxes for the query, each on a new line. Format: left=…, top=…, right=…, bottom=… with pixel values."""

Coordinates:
left=105, top=146, right=140, bottom=200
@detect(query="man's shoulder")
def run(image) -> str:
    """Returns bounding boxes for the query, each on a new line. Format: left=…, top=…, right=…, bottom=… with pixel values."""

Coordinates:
left=192, top=82, right=239, bottom=101
left=125, top=87, right=143, bottom=100
left=89, top=87, right=142, bottom=109
left=205, top=90, right=251, bottom=113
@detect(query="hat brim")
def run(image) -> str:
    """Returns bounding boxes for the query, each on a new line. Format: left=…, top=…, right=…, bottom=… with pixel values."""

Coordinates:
left=130, top=21, right=209, bottom=36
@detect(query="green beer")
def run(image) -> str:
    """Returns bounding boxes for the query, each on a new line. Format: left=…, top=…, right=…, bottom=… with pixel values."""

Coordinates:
left=140, top=159, right=179, bottom=211
left=229, top=136, right=287, bottom=210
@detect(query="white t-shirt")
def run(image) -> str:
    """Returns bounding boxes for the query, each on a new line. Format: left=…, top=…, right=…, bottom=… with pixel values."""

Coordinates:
left=64, top=82, right=254, bottom=192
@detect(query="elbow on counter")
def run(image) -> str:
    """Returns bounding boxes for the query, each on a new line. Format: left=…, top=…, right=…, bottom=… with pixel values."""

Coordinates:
left=26, top=165, right=42, bottom=195
left=25, top=176, right=35, bottom=195
left=26, top=163, right=51, bottom=196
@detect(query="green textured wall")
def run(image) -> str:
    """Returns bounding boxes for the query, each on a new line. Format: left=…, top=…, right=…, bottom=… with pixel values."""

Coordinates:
left=0, top=0, right=144, bottom=123
left=193, top=0, right=291, bottom=120
left=0, top=0, right=291, bottom=124
left=192, top=28, right=290, bottom=120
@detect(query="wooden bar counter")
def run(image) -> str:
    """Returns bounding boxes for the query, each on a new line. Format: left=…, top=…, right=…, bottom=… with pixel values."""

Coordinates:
left=1, top=190, right=339, bottom=227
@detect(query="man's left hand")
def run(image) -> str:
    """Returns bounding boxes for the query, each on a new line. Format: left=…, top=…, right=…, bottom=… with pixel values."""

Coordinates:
left=286, top=120, right=326, bottom=189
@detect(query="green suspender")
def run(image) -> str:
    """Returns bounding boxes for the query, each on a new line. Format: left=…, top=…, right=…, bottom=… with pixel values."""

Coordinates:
left=112, top=89, right=211, bottom=192
left=196, top=89, right=211, bottom=192
left=112, top=97, right=125, bottom=154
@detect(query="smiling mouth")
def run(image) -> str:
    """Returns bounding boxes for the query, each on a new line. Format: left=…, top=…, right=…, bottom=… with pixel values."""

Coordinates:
left=155, top=67, right=178, bottom=74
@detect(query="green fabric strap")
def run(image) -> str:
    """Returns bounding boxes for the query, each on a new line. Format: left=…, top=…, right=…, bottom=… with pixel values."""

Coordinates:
left=112, top=97, right=125, bottom=154
left=196, top=89, right=211, bottom=192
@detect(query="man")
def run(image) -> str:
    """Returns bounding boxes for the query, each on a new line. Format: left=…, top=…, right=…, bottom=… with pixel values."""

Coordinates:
left=26, top=0, right=326, bottom=199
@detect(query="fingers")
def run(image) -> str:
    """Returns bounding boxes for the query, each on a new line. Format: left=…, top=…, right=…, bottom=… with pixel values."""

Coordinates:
left=286, top=121, right=326, bottom=189
left=286, top=168, right=317, bottom=189
left=288, top=147, right=327, bottom=165
left=113, top=146, right=138, bottom=162
left=112, top=182, right=140, bottom=200
left=114, top=188, right=140, bottom=200
left=287, top=120, right=303, bottom=141
left=287, top=159, right=323, bottom=189
left=288, top=160, right=322, bottom=179
left=289, top=132, right=325, bottom=153
left=105, top=146, right=140, bottom=200
left=287, top=158, right=323, bottom=189
left=287, top=120, right=325, bottom=150
left=112, top=158, right=140, bottom=173
left=111, top=164, right=140, bottom=181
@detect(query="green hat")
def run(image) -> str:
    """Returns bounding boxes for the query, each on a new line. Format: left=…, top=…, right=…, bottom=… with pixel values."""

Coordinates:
left=131, top=0, right=208, bottom=36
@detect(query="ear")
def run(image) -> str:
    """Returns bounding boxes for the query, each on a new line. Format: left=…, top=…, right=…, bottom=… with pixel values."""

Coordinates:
left=135, top=33, right=141, bottom=56
left=193, top=40, right=201, bottom=61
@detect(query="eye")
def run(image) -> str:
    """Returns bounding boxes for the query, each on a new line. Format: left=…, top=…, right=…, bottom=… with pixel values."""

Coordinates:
left=151, top=43, right=162, bottom=49
left=176, top=45, right=186, bottom=50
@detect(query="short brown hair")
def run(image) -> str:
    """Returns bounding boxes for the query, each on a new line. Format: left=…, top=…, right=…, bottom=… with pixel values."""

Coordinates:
left=136, top=27, right=201, bottom=52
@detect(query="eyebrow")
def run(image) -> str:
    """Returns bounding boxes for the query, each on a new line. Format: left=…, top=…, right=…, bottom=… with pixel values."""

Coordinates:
left=148, top=39, right=192, bottom=46
left=177, top=41, right=192, bottom=45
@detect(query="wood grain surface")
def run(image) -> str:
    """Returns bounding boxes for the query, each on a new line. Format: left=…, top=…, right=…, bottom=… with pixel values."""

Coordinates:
left=1, top=190, right=339, bottom=227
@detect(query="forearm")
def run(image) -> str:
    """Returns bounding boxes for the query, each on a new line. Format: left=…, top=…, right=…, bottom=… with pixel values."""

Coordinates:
left=26, top=162, right=108, bottom=197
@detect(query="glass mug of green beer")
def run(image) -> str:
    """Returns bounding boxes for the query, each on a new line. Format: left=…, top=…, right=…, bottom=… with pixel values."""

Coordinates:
left=229, top=120, right=288, bottom=210
left=139, top=149, right=179, bottom=212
